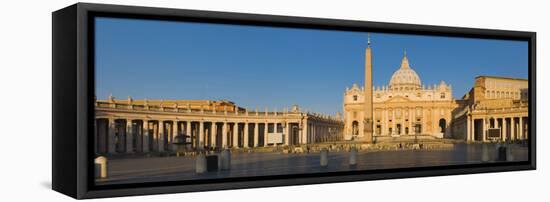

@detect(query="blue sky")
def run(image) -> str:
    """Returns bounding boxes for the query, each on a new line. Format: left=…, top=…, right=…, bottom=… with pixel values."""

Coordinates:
left=95, top=17, right=528, bottom=115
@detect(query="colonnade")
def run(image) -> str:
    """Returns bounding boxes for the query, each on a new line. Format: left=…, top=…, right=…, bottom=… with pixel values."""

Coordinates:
left=466, top=115, right=528, bottom=142
left=306, top=122, right=343, bottom=143
left=95, top=117, right=343, bottom=154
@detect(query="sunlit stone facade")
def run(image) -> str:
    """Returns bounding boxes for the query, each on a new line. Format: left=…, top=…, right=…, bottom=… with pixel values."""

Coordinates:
left=94, top=97, right=344, bottom=154
left=344, top=52, right=456, bottom=140
left=451, top=76, right=529, bottom=142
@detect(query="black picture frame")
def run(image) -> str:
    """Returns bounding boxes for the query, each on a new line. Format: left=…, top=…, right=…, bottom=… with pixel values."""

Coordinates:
left=52, top=3, right=536, bottom=199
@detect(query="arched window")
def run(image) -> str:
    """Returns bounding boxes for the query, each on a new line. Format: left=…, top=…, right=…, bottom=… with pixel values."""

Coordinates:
left=353, top=95, right=358, bottom=101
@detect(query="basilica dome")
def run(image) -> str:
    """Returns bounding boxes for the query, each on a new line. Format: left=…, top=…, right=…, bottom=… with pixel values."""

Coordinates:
left=389, top=55, right=422, bottom=90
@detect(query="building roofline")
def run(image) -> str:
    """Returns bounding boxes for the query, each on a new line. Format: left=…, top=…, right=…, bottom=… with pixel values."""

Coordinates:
left=475, top=75, right=528, bottom=81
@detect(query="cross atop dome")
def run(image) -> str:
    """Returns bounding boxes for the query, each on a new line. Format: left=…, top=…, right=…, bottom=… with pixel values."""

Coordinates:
left=400, top=51, right=410, bottom=69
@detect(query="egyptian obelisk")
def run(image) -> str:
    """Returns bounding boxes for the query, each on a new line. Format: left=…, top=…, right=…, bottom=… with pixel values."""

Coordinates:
left=363, top=34, right=373, bottom=143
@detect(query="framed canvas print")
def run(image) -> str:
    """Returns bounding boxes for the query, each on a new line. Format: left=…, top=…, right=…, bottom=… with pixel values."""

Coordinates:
left=52, top=3, right=536, bottom=199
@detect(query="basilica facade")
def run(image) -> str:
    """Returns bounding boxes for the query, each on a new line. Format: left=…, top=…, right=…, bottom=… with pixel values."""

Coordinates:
left=344, top=52, right=456, bottom=140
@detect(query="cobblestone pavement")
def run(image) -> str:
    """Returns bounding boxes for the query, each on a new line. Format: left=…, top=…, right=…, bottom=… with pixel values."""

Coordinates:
left=96, top=143, right=528, bottom=185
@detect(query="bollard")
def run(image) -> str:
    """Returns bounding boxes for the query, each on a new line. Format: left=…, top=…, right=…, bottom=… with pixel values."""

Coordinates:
left=220, top=149, right=231, bottom=170
left=206, top=154, right=218, bottom=172
left=320, top=148, right=328, bottom=167
left=496, top=144, right=507, bottom=162
left=506, top=144, right=515, bottom=161
left=94, top=156, right=108, bottom=179
left=195, top=153, right=207, bottom=174
left=349, top=147, right=358, bottom=166
left=493, top=143, right=506, bottom=161
left=481, top=144, right=489, bottom=162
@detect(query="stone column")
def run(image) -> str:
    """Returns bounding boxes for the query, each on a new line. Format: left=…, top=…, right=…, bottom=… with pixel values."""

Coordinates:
left=186, top=121, right=192, bottom=148
left=172, top=120, right=178, bottom=144
left=285, top=122, right=290, bottom=146
left=411, top=109, right=415, bottom=135
left=322, top=125, right=324, bottom=142
left=253, top=123, right=259, bottom=147
left=302, top=119, right=308, bottom=144
left=126, top=119, right=134, bottom=153
left=323, top=125, right=327, bottom=142
left=264, top=122, right=269, bottom=146
left=152, top=121, right=158, bottom=151
left=482, top=118, right=487, bottom=142
left=321, top=125, right=324, bottom=142
left=327, top=126, right=330, bottom=141
left=502, top=118, right=507, bottom=141
left=422, top=109, right=427, bottom=134
left=326, top=126, right=329, bottom=142
left=142, top=120, right=149, bottom=153
left=308, top=123, right=316, bottom=143
left=432, top=108, right=437, bottom=135
left=315, top=125, right=318, bottom=142
left=519, top=117, right=524, bottom=140
left=510, top=117, right=515, bottom=141
left=233, top=123, right=239, bottom=148
left=325, top=126, right=328, bottom=142
left=108, top=118, right=116, bottom=154
left=275, top=122, right=279, bottom=140
left=311, top=124, right=314, bottom=143
left=309, top=124, right=313, bottom=143
left=308, top=124, right=312, bottom=143
left=313, top=125, right=317, bottom=143
left=393, top=110, right=398, bottom=135
left=407, top=109, right=411, bottom=135
left=466, top=116, right=472, bottom=142
left=320, top=125, right=323, bottom=142
left=244, top=122, right=249, bottom=148
left=322, top=125, right=325, bottom=142
left=222, top=122, right=228, bottom=148
left=409, top=109, right=414, bottom=136
left=384, top=109, right=389, bottom=136
left=317, top=124, right=326, bottom=142
left=199, top=121, right=204, bottom=148
left=158, top=121, right=164, bottom=152
left=211, top=122, right=217, bottom=148
left=495, top=118, right=500, bottom=133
